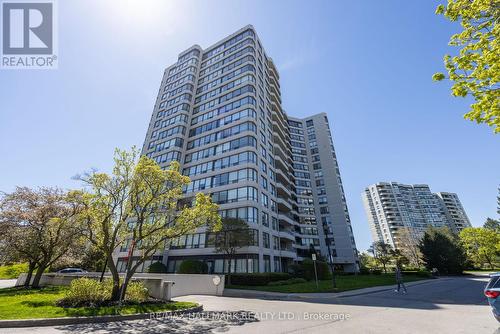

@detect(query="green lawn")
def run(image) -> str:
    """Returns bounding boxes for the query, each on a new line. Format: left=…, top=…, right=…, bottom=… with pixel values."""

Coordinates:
left=0, top=286, right=197, bottom=320
left=227, top=273, right=430, bottom=293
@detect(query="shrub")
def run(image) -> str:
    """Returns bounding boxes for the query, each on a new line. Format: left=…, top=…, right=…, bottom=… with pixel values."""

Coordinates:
left=148, top=262, right=168, bottom=273
left=61, top=277, right=110, bottom=307
left=58, top=278, right=150, bottom=307
left=297, top=260, right=332, bottom=281
left=371, top=269, right=382, bottom=275
left=359, top=267, right=370, bottom=275
left=178, top=260, right=208, bottom=274
left=267, top=278, right=307, bottom=286
left=125, top=281, right=149, bottom=303
left=229, top=273, right=291, bottom=286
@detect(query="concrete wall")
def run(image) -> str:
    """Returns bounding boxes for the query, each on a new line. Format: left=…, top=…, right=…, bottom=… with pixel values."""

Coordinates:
left=16, top=272, right=225, bottom=300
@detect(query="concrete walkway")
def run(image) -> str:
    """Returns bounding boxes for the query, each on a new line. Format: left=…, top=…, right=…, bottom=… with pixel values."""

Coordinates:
left=224, top=278, right=441, bottom=300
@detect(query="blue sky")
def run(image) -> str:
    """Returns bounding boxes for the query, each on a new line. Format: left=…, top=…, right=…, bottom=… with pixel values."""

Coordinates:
left=1, top=0, right=498, bottom=252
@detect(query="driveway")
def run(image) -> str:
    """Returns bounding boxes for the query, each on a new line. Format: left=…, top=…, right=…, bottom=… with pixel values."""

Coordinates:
left=1, top=275, right=497, bottom=333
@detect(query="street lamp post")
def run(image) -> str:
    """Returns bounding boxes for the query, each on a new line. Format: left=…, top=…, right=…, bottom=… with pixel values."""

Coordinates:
left=325, top=235, right=336, bottom=289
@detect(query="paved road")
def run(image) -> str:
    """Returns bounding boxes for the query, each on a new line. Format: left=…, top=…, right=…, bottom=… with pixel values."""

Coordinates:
left=1, top=276, right=497, bottom=333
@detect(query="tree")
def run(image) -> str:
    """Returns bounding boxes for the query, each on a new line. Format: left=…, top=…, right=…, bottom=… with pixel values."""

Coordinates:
left=358, top=252, right=377, bottom=270
left=484, top=218, right=500, bottom=232
left=390, top=248, right=409, bottom=268
left=419, top=227, right=467, bottom=274
left=75, top=148, right=221, bottom=301
left=396, top=227, right=423, bottom=267
left=214, top=217, right=254, bottom=285
left=460, top=227, right=500, bottom=269
left=0, top=187, right=83, bottom=288
left=433, top=0, right=499, bottom=133
left=370, top=241, right=393, bottom=273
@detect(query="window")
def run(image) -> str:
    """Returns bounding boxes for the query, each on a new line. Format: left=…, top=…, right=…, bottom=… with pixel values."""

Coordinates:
left=261, top=176, right=268, bottom=189
left=263, top=232, right=270, bottom=248
left=320, top=206, right=330, bottom=214
left=316, top=179, right=325, bottom=186
left=261, top=160, right=267, bottom=173
left=261, top=212, right=269, bottom=227
left=219, top=207, right=258, bottom=224
left=211, top=186, right=258, bottom=204
left=261, top=193, right=269, bottom=208
left=306, top=119, right=314, bottom=127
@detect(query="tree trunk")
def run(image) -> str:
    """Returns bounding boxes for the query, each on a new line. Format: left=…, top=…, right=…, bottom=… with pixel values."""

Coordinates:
left=227, top=255, right=232, bottom=286
left=486, top=257, right=495, bottom=270
left=382, top=262, right=387, bottom=273
left=107, top=255, right=121, bottom=301
left=24, top=262, right=36, bottom=288
left=31, top=264, right=47, bottom=288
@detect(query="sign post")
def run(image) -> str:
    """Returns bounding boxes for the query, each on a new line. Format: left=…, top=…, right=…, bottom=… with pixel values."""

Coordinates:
left=312, top=253, right=319, bottom=289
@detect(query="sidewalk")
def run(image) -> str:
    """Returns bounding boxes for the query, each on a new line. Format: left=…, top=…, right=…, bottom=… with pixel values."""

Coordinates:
left=223, top=278, right=445, bottom=300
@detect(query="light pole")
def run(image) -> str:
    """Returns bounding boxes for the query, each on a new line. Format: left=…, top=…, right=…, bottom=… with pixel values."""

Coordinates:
left=325, top=235, right=336, bottom=289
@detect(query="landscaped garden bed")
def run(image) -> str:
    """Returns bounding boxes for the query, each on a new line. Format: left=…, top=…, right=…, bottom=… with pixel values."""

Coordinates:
left=0, top=285, right=197, bottom=320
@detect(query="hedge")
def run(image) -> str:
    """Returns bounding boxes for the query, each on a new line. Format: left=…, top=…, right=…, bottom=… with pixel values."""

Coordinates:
left=148, top=261, right=168, bottom=273
left=178, top=260, right=208, bottom=274
left=229, top=272, right=291, bottom=286
left=290, top=259, right=332, bottom=281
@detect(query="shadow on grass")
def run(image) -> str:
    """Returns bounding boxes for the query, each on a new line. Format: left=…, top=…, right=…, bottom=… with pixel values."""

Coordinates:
left=20, top=300, right=55, bottom=307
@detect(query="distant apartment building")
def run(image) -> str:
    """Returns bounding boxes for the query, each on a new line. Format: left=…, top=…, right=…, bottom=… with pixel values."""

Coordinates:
left=436, top=192, right=472, bottom=233
left=362, top=182, right=471, bottom=248
left=114, top=25, right=359, bottom=273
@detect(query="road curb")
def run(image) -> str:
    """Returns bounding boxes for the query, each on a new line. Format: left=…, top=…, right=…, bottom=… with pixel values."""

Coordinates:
left=0, top=305, right=203, bottom=328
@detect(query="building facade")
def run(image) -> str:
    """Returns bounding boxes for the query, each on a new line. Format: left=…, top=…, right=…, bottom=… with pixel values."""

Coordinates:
left=436, top=192, right=471, bottom=233
left=362, top=182, right=471, bottom=249
left=115, top=25, right=358, bottom=273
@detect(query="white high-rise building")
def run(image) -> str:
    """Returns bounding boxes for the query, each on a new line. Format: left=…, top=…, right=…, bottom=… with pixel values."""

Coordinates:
left=362, top=182, right=471, bottom=249
left=114, top=26, right=359, bottom=273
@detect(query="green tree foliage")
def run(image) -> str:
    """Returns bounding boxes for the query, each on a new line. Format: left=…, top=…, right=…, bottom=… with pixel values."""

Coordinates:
left=460, top=226, right=500, bottom=269
left=370, top=241, right=393, bottom=273
left=419, top=227, right=467, bottom=274
left=484, top=217, right=500, bottom=232
left=434, top=0, right=499, bottom=133
left=358, top=252, right=377, bottom=270
left=214, top=217, right=254, bottom=284
left=74, top=148, right=221, bottom=301
left=0, top=187, right=83, bottom=288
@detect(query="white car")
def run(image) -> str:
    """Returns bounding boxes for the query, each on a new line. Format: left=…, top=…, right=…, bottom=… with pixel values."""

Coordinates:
left=56, top=268, right=88, bottom=274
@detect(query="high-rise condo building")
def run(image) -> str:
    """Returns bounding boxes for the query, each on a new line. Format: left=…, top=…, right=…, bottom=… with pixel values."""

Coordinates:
left=436, top=192, right=472, bottom=233
left=362, top=182, right=471, bottom=249
left=114, top=25, right=359, bottom=273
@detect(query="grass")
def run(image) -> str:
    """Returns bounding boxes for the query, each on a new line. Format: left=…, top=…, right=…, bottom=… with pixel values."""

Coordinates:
left=0, top=263, right=28, bottom=279
left=227, top=273, right=430, bottom=293
left=0, top=286, right=197, bottom=320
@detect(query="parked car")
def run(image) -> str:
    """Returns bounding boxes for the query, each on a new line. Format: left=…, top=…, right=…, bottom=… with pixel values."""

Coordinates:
left=484, top=272, right=500, bottom=322
left=56, top=268, right=88, bottom=274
